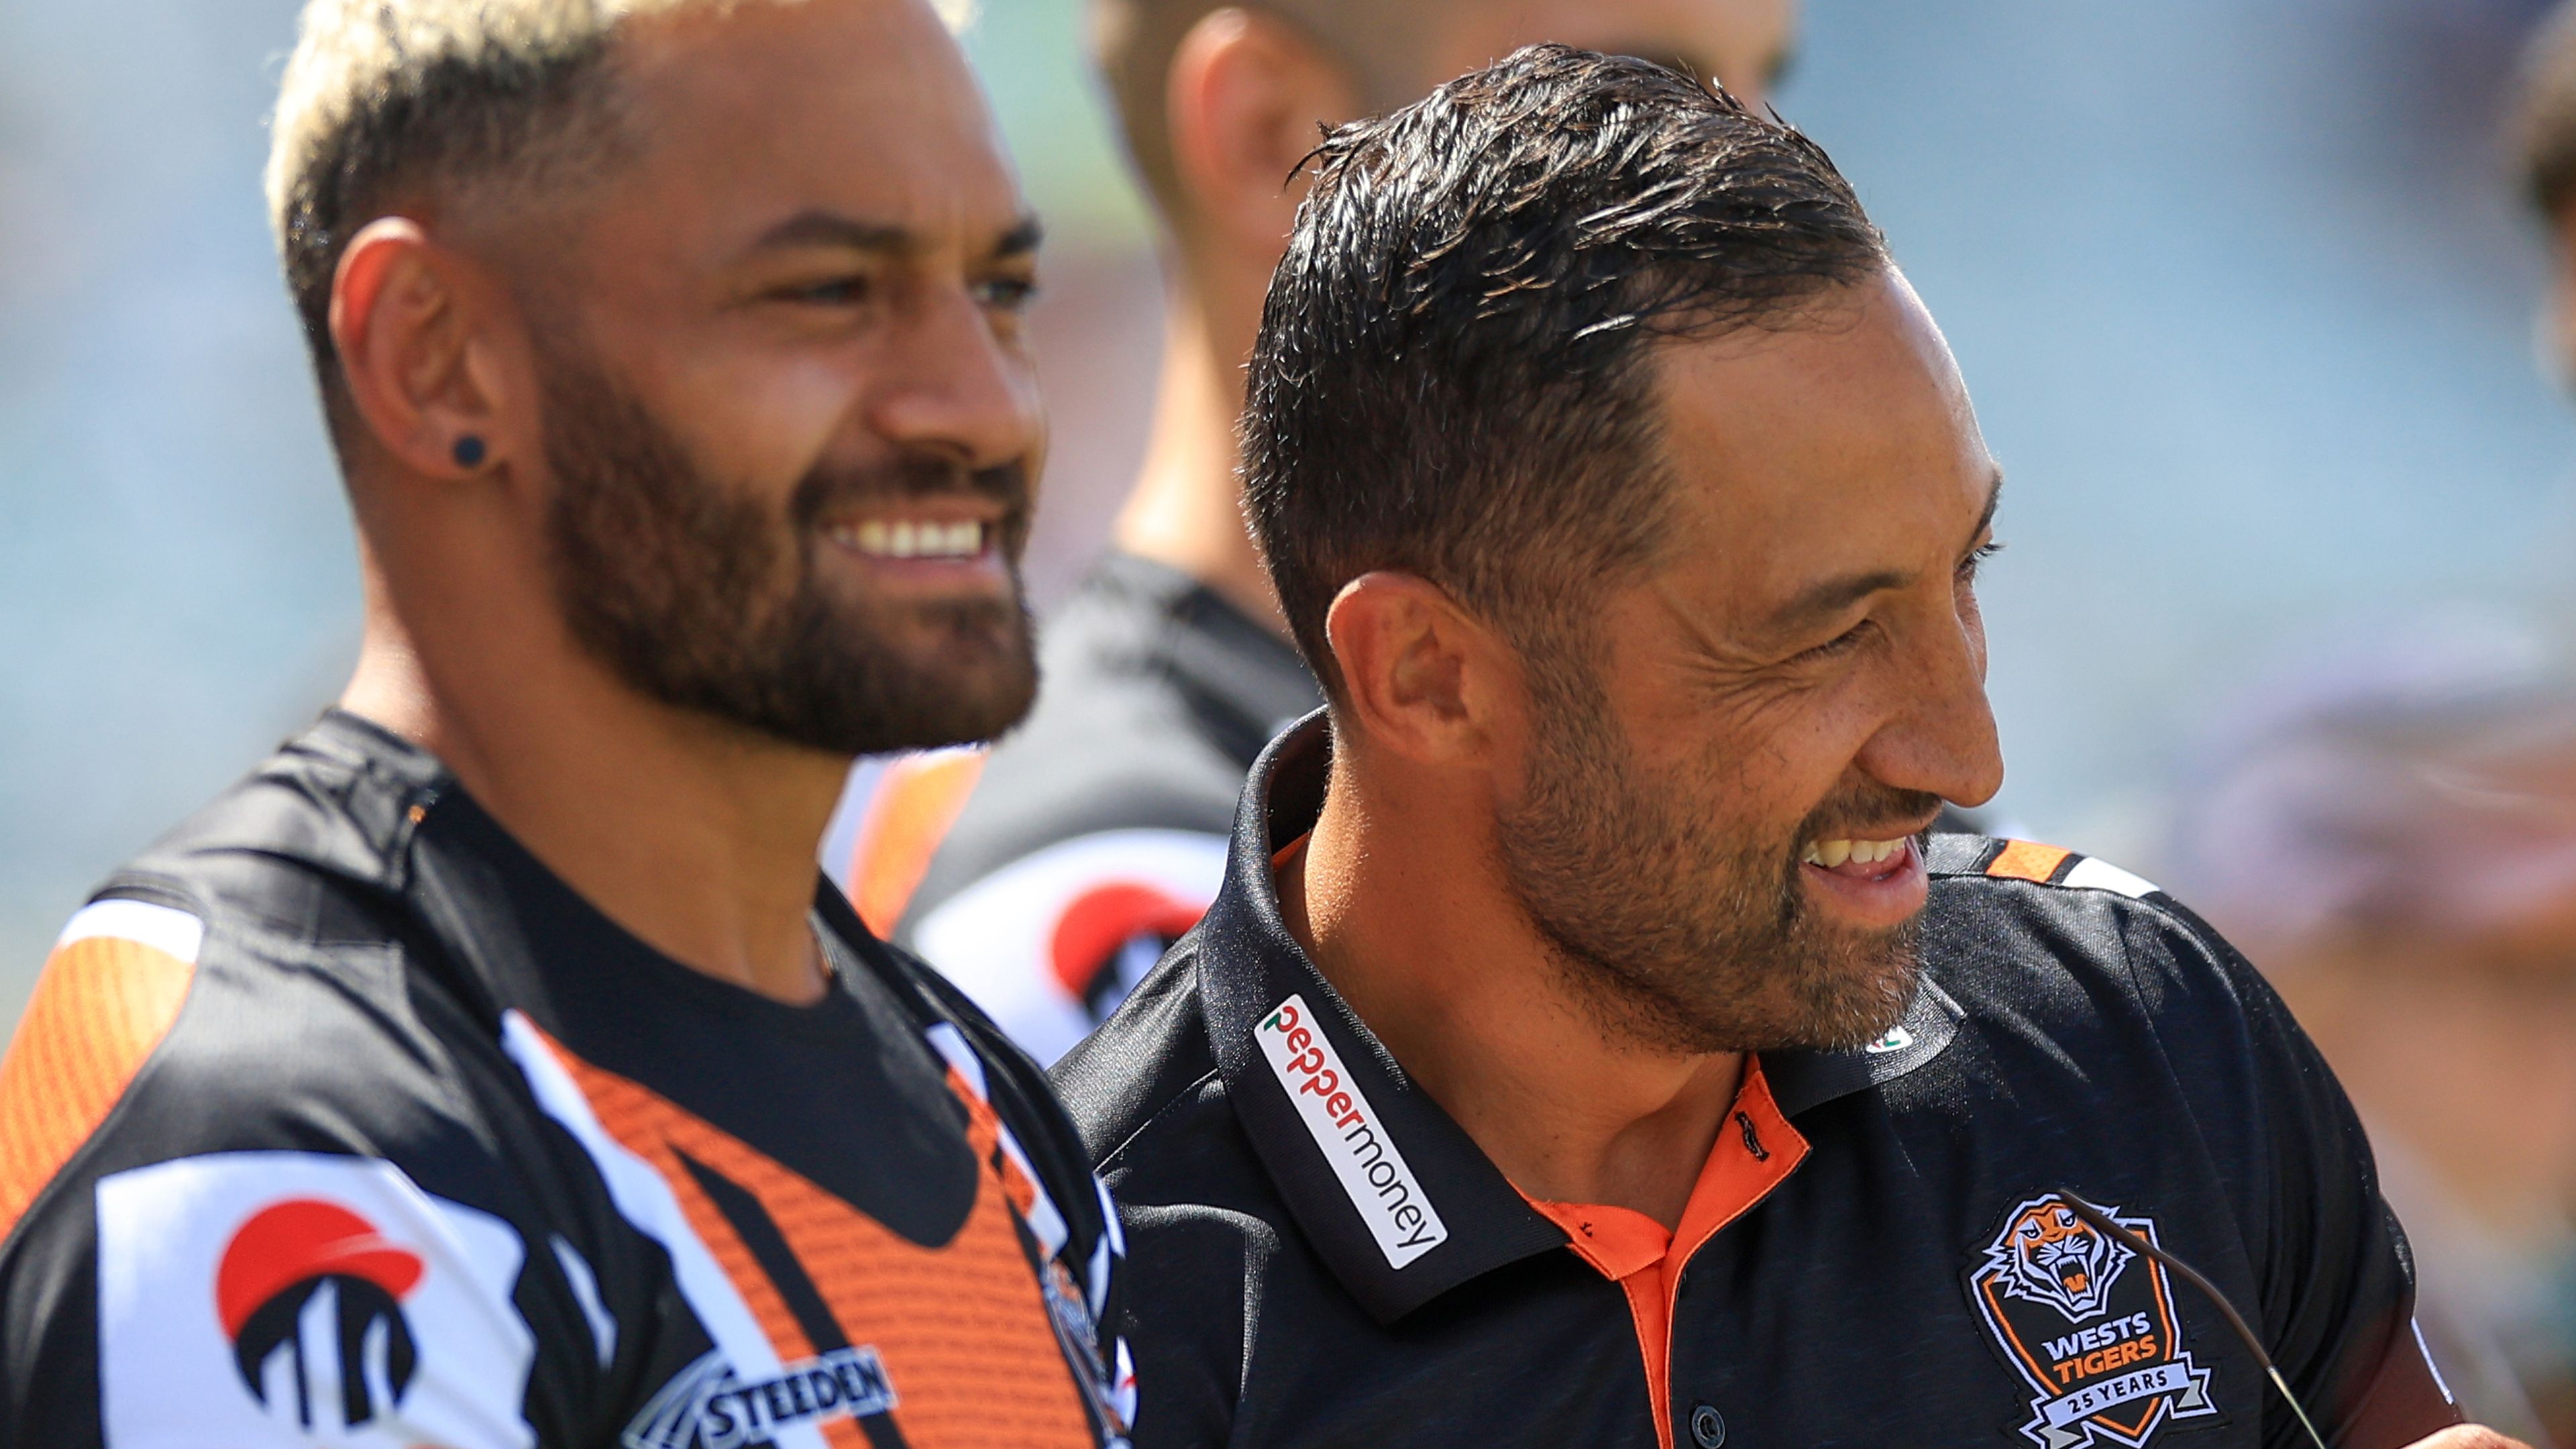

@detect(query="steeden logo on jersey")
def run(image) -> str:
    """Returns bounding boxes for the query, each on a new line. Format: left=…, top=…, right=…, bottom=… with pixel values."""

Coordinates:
left=622, top=1346, right=898, bottom=1449
left=1966, top=1193, right=2217, bottom=1449
left=1254, top=995, right=1447, bottom=1268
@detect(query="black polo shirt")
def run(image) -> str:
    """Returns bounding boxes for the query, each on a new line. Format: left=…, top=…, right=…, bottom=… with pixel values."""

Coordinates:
left=1051, top=714, right=2461, bottom=1449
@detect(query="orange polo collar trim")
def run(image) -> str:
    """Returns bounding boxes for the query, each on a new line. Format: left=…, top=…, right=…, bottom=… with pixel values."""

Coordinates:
left=1521, top=1056, right=1809, bottom=1449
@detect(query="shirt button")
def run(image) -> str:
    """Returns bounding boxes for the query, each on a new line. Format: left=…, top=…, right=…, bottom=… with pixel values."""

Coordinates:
left=1690, top=1403, right=1726, bottom=1448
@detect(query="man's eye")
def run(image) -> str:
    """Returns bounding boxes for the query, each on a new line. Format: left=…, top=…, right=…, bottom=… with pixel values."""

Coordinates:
left=1794, top=619, right=1874, bottom=663
left=1957, top=539, right=2004, bottom=584
left=784, top=276, right=871, bottom=306
left=973, top=276, right=1040, bottom=311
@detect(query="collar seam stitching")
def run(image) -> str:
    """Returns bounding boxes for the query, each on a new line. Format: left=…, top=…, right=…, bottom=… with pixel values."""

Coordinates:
left=1095, top=1062, right=1227, bottom=1173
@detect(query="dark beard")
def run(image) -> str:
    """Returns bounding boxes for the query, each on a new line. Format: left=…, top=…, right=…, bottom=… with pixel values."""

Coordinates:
left=537, top=350, right=1038, bottom=757
left=1495, top=641, right=1933, bottom=1055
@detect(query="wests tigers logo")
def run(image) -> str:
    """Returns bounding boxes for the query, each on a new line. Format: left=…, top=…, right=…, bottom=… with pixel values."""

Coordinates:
left=1989, top=1199, right=2130, bottom=1320
left=1966, top=1194, right=2217, bottom=1449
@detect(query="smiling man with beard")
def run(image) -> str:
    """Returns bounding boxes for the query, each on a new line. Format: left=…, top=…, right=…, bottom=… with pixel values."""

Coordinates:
left=0, top=2, right=1137, bottom=1446
left=1052, top=46, right=2508, bottom=1449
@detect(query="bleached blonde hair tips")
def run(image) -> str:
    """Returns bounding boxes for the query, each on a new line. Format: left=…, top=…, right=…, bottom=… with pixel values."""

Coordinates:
left=266, top=0, right=972, bottom=241
left=264, top=0, right=973, bottom=371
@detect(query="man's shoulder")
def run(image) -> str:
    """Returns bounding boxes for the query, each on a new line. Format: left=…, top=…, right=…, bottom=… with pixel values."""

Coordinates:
left=890, top=607, right=1272, bottom=1054
left=902, top=700, right=1246, bottom=965
left=1046, top=938, right=1285, bottom=1384
left=1, top=881, right=508, bottom=1241
left=0, top=881, right=557, bottom=1449
left=845, top=908, right=1129, bottom=1226
left=0, top=726, right=511, bottom=1259
left=1927, top=833, right=2243, bottom=968
left=112, top=712, right=445, bottom=949
left=924, top=682, right=1248, bottom=892
left=1919, top=833, right=2288, bottom=1077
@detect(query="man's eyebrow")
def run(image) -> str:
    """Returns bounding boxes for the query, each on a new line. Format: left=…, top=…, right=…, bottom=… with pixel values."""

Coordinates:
left=1599, top=42, right=1795, bottom=97
left=1967, top=468, right=2004, bottom=548
left=750, top=210, right=914, bottom=254
left=992, top=216, right=1044, bottom=262
left=1767, top=566, right=1910, bottom=638
left=1764, top=469, right=2007, bottom=636
left=744, top=211, right=1043, bottom=262
left=1766, top=40, right=1801, bottom=90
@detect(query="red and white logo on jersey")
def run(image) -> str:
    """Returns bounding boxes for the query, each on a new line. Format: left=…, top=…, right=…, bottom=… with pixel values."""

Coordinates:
left=913, top=828, right=1229, bottom=1063
left=216, top=1198, right=429, bottom=1430
left=97, top=1152, right=536, bottom=1448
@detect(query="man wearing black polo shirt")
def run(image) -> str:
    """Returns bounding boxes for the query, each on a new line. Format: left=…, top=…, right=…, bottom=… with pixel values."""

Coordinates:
left=1053, top=46, right=2520, bottom=1449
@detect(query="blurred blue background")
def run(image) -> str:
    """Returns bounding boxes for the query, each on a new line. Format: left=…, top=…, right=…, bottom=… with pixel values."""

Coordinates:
left=5, top=0, right=2573, bottom=1034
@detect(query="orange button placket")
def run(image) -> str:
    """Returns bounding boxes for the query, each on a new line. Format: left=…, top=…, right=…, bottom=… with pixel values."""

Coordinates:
left=1521, top=1057, right=1809, bottom=1449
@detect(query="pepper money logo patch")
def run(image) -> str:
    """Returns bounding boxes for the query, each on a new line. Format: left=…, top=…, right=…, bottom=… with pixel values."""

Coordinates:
left=1966, top=1195, right=2216, bottom=1448
left=1254, top=995, right=1447, bottom=1267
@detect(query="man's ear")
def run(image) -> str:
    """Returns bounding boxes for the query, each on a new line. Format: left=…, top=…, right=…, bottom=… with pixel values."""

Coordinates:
left=1325, top=572, right=1516, bottom=767
left=1166, top=7, right=1361, bottom=254
left=330, top=217, right=517, bottom=481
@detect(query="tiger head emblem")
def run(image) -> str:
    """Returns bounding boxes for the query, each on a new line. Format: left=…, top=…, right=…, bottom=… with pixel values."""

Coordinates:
left=1984, top=1197, right=2132, bottom=1322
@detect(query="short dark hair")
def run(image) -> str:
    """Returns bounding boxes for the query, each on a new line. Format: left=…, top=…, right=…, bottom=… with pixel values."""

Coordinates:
left=1241, top=44, right=1887, bottom=690
left=2519, top=1, right=2576, bottom=218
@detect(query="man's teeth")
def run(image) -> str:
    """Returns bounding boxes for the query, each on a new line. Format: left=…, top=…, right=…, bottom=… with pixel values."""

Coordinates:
left=843, top=520, right=986, bottom=559
left=1801, top=837, right=1909, bottom=868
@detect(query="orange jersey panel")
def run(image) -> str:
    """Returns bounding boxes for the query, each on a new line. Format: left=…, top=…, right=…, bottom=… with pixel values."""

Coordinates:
left=0, top=920, right=197, bottom=1238
left=1985, top=839, right=2074, bottom=885
left=849, top=753, right=986, bottom=938
left=534, top=1031, right=1093, bottom=1449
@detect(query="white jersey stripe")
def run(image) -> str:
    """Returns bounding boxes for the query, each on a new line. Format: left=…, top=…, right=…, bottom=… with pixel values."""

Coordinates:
left=56, top=899, right=203, bottom=964
left=498, top=1012, right=829, bottom=1449
left=924, top=1022, right=990, bottom=1102
left=926, top=1024, right=1071, bottom=1258
left=2061, top=856, right=2161, bottom=900
left=995, top=1122, right=1070, bottom=1258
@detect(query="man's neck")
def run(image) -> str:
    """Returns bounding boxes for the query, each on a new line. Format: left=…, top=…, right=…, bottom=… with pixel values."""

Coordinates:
left=1277, top=753, right=1745, bottom=1231
left=1112, top=284, right=1287, bottom=635
left=341, top=572, right=845, bottom=1006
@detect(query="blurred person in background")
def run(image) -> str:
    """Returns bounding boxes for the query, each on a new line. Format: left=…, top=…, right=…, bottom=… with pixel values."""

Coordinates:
left=2520, top=0, right=2576, bottom=392
left=2163, top=637, right=2576, bottom=1447
left=2112, top=25, right=2576, bottom=1441
left=0, top=0, right=1138, bottom=1443
left=845, top=0, right=1798, bottom=1063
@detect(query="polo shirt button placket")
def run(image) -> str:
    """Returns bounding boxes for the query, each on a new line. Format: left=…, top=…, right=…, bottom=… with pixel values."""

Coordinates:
left=1689, top=1402, right=1726, bottom=1448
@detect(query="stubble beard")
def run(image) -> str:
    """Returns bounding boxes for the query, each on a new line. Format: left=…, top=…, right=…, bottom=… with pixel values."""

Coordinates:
left=536, top=348, right=1039, bottom=758
left=1495, top=644, right=1927, bottom=1056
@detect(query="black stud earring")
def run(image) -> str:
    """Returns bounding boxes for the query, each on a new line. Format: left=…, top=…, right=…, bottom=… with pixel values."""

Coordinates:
left=451, top=435, right=488, bottom=469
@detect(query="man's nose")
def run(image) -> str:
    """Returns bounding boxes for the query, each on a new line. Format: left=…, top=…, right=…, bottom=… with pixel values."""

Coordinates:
left=1858, top=611, right=2006, bottom=810
left=865, top=284, right=1044, bottom=474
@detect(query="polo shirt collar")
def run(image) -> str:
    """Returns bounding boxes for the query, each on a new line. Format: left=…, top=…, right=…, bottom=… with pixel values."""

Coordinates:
left=1764, top=975, right=1966, bottom=1117
left=1195, top=710, right=1960, bottom=1324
